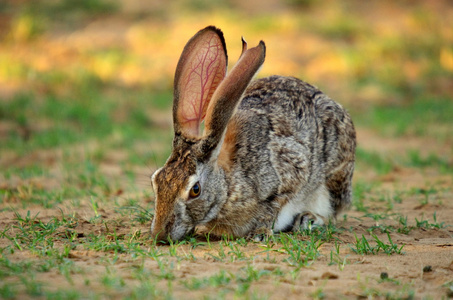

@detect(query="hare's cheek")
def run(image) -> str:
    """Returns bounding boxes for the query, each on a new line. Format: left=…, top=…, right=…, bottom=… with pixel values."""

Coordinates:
left=165, top=214, right=176, bottom=231
left=185, top=198, right=208, bottom=222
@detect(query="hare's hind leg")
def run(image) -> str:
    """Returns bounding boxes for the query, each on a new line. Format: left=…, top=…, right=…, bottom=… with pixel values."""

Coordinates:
left=325, top=160, right=355, bottom=217
left=290, top=184, right=333, bottom=231
left=291, top=212, right=320, bottom=230
left=290, top=160, right=354, bottom=231
left=274, top=184, right=333, bottom=232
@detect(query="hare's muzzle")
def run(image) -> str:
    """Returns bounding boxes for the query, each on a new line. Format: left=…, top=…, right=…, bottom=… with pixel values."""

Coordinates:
left=150, top=212, right=175, bottom=242
left=151, top=214, right=194, bottom=242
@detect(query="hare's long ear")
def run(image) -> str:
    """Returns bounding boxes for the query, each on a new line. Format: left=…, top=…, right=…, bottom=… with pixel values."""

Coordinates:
left=201, top=39, right=266, bottom=155
left=173, top=26, right=228, bottom=139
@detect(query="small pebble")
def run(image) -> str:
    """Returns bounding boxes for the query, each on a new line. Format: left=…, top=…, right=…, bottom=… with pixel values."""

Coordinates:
left=423, top=265, right=432, bottom=273
left=380, top=272, right=389, bottom=280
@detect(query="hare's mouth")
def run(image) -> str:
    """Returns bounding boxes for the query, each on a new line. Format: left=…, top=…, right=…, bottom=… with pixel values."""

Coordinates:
left=168, top=221, right=195, bottom=242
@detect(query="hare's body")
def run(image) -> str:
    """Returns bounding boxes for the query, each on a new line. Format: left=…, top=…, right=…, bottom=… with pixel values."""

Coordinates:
left=203, top=75, right=355, bottom=237
left=150, top=26, right=356, bottom=241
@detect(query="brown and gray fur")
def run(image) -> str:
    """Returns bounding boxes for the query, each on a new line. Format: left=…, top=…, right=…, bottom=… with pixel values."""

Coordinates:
left=151, top=26, right=356, bottom=241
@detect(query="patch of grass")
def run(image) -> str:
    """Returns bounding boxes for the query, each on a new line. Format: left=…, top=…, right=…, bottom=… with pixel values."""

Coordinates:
left=116, top=205, right=153, bottom=225
left=352, top=181, right=373, bottom=213
left=310, top=286, right=326, bottom=300
left=45, top=289, right=82, bottom=300
left=3, top=165, right=48, bottom=180
left=408, top=186, right=439, bottom=206
left=127, top=281, right=161, bottom=299
left=8, top=11, right=46, bottom=42
left=183, top=270, right=232, bottom=290
left=274, top=234, right=324, bottom=267
left=329, top=240, right=348, bottom=271
left=355, top=147, right=394, bottom=175
left=0, top=92, right=113, bottom=151
left=224, top=240, right=249, bottom=261
left=205, top=242, right=227, bottom=262
left=5, top=0, right=118, bottom=31
left=357, top=282, right=416, bottom=300
left=354, top=96, right=453, bottom=139
left=1, top=184, right=68, bottom=209
left=148, top=91, right=173, bottom=110
left=84, top=232, right=130, bottom=254
left=396, top=215, right=413, bottom=235
left=235, top=265, right=272, bottom=296
left=0, top=283, right=16, bottom=299
left=367, top=212, right=449, bottom=236
left=415, top=212, right=447, bottom=230
left=180, top=0, right=231, bottom=13
left=51, top=0, right=118, bottom=15
left=0, top=257, right=34, bottom=278
left=0, top=86, right=171, bottom=161
left=364, top=211, right=394, bottom=223
left=284, top=0, right=319, bottom=9
left=314, top=14, right=366, bottom=41
left=21, top=275, right=44, bottom=297
left=100, top=268, right=126, bottom=290
left=184, top=264, right=273, bottom=297
left=407, top=150, right=452, bottom=173
left=350, top=233, right=404, bottom=255
left=296, top=221, right=342, bottom=243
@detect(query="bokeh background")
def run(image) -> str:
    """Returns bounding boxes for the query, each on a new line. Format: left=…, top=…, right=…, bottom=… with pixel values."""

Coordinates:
left=1, top=0, right=452, bottom=205
left=1, top=0, right=453, bottom=150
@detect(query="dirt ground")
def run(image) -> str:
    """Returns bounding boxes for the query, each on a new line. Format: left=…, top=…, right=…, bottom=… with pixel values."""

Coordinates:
left=1, top=127, right=452, bottom=299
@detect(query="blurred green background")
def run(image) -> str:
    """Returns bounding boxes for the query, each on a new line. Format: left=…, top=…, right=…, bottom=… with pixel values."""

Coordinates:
left=0, top=0, right=452, bottom=201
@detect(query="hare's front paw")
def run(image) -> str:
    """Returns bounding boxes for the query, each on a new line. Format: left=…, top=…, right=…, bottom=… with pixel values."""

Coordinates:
left=292, top=212, right=326, bottom=231
left=246, top=227, right=273, bottom=242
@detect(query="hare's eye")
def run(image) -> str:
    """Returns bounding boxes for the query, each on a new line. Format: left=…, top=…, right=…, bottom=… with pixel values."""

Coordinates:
left=189, top=182, right=201, bottom=198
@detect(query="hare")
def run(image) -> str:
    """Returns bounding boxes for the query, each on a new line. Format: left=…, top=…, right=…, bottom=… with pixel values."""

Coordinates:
left=150, top=26, right=356, bottom=241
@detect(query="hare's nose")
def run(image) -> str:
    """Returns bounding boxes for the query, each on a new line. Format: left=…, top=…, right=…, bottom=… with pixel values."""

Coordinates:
left=151, top=213, right=176, bottom=242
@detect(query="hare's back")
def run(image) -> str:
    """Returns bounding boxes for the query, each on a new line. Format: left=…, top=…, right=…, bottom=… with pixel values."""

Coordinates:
left=233, top=75, right=355, bottom=191
left=238, top=75, right=327, bottom=141
left=240, top=75, right=355, bottom=165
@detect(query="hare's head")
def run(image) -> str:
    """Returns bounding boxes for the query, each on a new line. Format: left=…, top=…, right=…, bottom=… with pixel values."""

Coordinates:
left=150, top=26, right=265, bottom=241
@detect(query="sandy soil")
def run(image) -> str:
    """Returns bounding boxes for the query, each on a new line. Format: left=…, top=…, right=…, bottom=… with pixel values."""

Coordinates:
left=1, top=128, right=452, bottom=299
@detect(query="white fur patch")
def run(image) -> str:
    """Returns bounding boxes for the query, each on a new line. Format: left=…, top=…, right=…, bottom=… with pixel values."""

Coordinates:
left=273, top=184, right=333, bottom=232
left=151, top=168, right=162, bottom=195
left=273, top=201, right=304, bottom=232
left=150, top=168, right=163, bottom=232
left=310, top=184, right=333, bottom=223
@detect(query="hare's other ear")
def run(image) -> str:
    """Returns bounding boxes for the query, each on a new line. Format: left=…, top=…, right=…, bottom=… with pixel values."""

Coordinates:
left=202, top=38, right=266, bottom=152
left=173, top=26, right=228, bottom=139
